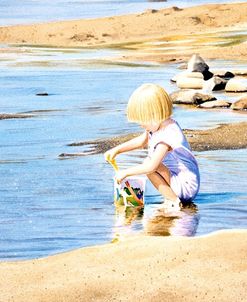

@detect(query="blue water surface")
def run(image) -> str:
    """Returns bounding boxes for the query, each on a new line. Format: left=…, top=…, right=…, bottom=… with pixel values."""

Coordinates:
left=0, top=46, right=246, bottom=260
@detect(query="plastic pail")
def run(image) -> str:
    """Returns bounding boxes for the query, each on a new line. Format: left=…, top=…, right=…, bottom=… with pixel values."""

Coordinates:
left=114, top=176, right=146, bottom=206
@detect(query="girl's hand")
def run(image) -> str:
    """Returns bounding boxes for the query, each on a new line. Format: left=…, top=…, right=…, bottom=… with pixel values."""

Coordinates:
left=104, top=148, right=117, bottom=162
left=115, top=170, right=127, bottom=184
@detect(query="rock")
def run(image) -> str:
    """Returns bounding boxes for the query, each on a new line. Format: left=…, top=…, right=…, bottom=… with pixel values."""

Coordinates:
left=36, top=92, right=49, bottom=96
left=177, top=77, right=204, bottom=89
left=187, top=54, right=213, bottom=80
left=203, top=76, right=228, bottom=92
left=225, top=78, right=247, bottom=92
left=230, top=96, right=247, bottom=110
left=145, top=9, right=159, bottom=13
left=198, top=100, right=231, bottom=109
left=187, top=54, right=209, bottom=73
left=219, top=71, right=235, bottom=80
left=187, top=54, right=208, bottom=73
left=172, top=6, right=183, bottom=11
left=171, top=71, right=203, bottom=83
left=202, top=70, right=214, bottom=81
left=212, top=70, right=235, bottom=79
left=170, top=90, right=216, bottom=105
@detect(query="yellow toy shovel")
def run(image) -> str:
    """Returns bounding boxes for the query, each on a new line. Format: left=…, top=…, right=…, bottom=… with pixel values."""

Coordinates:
left=106, top=156, right=144, bottom=207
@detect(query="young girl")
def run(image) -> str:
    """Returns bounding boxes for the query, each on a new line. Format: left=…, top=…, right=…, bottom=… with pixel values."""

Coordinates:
left=104, top=83, right=200, bottom=210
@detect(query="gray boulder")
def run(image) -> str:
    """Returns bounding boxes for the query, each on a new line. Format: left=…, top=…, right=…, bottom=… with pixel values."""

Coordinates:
left=171, top=71, right=203, bottom=83
left=225, top=78, right=247, bottom=92
left=187, top=54, right=213, bottom=80
left=177, top=76, right=204, bottom=89
left=203, top=76, right=228, bottom=92
left=212, top=70, right=235, bottom=79
left=170, top=90, right=216, bottom=105
left=187, top=54, right=208, bottom=73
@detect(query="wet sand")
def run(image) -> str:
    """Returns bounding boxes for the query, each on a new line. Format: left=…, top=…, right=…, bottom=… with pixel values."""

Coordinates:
left=60, top=122, right=247, bottom=157
left=0, top=230, right=246, bottom=302
left=184, top=121, right=247, bottom=151
left=0, top=113, right=34, bottom=120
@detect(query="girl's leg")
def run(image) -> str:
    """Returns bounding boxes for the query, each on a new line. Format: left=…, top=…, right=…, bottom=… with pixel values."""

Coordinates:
left=147, top=162, right=178, bottom=201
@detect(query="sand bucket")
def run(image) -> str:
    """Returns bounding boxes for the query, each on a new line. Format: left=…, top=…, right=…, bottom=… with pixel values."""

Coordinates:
left=106, top=157, right=146, bottom=207
left=114, top=175, right=146, bottom=207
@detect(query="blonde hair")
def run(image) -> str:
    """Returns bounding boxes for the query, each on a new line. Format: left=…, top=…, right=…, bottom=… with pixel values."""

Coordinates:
left=127, top=83, right=173, bottom=124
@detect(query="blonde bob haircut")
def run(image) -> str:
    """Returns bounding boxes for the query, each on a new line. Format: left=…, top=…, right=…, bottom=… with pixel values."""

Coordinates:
left=127, top=83, right=173, bottom=124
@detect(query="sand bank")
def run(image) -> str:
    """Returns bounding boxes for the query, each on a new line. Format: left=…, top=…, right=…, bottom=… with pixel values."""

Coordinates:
left=0, top=3, right=247, bottom=62
left=59, top=122, right=247, bottom=158
left=0, top=230, right=246, bottom=302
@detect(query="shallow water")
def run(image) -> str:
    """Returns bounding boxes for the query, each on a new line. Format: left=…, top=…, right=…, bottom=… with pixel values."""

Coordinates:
left=125, top=30, right=247, bottom=60
left=0, top=46, right=246, bottom=260
left=0, top=0, right=246, bottom=26
left=113, top=149, right=247, bottom=239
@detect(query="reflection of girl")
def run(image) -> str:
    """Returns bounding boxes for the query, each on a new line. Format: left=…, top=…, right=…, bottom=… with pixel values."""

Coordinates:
left=105, top=83, right=200, bottom=210
left=144, top=204, right=199, bottom=237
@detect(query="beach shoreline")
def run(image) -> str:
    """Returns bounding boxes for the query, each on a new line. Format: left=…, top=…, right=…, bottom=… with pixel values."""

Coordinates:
left=0, top=229, right=246, bottom=302
left=0, top=2, right=247, bottom=63
left=59, top=121, right=247, bottom=158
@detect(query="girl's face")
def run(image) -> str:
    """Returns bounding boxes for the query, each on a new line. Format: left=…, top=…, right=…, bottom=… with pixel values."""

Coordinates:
left=140, top=122, right=160, bottom=133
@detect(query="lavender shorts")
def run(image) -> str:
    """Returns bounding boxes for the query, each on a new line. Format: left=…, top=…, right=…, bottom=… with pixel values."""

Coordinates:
left=170, top=170, right=200, bottom=202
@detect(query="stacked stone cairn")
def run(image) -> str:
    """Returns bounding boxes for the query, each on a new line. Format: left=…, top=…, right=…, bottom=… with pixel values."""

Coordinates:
left=170, top=54, right=247, bottom=110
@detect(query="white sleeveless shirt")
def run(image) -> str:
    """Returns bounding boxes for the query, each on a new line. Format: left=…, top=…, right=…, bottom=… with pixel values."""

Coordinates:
left=148, top=118, right=200, bottom=201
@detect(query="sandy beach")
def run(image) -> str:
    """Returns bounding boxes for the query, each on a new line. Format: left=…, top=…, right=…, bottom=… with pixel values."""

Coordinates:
left=0, top=2, right=247, bottom=63
left=1, top=2, right=247, bottom=301
left=0, top=230, right=246, bottom=302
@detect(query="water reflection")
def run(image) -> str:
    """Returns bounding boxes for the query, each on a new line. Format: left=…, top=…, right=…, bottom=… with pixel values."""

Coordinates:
left=112, top=201, right=199, bottom=240
left=144, top=202, right=199, bottom=237
left=112, top=205, right=144, bottom=241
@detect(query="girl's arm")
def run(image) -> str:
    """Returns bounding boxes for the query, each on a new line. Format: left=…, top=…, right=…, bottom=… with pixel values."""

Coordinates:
left=115, top=143, right=169, bottom=182
left=104, top=131, right=148, bottom=161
